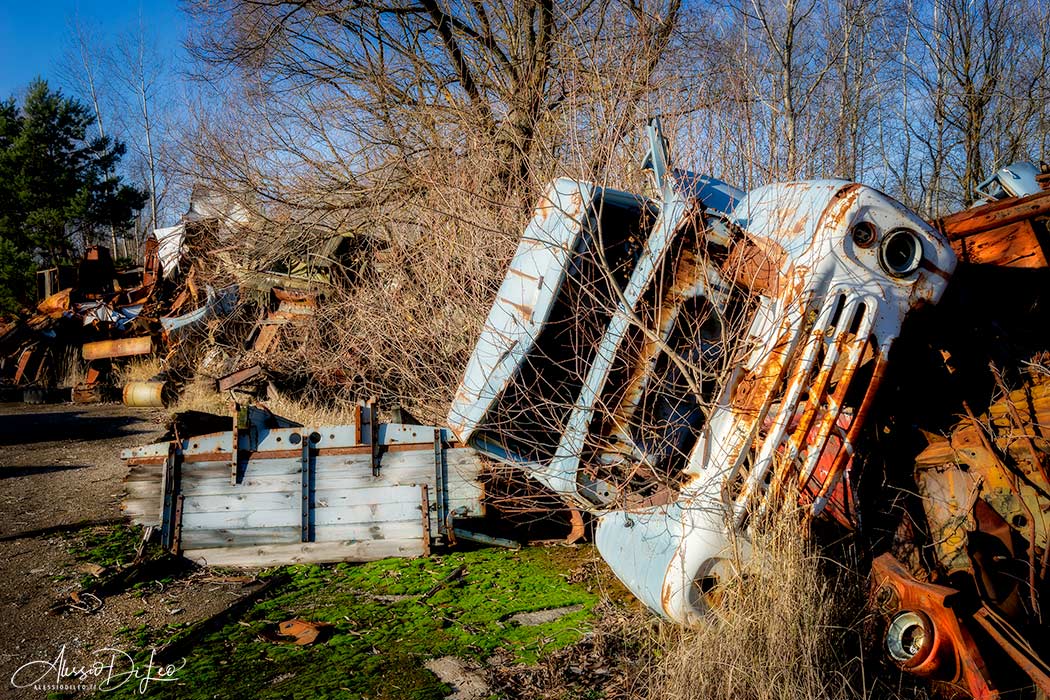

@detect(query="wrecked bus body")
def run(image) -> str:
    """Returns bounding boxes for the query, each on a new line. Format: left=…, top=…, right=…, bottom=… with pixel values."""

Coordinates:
left=448, top=120, right=957, bottom=624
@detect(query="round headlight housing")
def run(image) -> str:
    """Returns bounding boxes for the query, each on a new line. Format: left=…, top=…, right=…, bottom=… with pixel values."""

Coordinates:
left=850, top=221, right=878, bottom=248
left=879, top=229, right=923, bottom=277
left=886, top=610, right=932, bottom=664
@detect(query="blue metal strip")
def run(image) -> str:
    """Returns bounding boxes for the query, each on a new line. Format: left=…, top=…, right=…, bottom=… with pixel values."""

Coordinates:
left=541, top=194, right=690, bottom=499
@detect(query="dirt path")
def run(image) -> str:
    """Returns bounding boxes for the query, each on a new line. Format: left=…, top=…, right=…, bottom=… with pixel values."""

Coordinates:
left=0, top=403, right=257, bottom=699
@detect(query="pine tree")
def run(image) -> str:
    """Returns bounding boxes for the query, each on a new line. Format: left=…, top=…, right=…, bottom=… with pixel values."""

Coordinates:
left=0, top=79, right=147, bottom=314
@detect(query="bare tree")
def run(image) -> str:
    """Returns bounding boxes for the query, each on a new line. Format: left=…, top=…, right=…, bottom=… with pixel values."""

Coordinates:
left=906, top=0, right=1050, bottom=211
left=113, top=22, right=166, bottom=235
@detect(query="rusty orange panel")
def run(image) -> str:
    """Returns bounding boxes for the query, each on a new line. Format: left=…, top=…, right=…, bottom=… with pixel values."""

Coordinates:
left=952, top=219, right=1047, bottom=268
left=82, top=335, right=153, bottom=360
left=934, top=190, right=1050, bottom=268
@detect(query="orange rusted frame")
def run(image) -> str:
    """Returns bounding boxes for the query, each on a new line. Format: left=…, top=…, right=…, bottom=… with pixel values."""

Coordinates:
left=972, top=606, right=1050, bottom=695
left=872, top=553, right=998, bottom=700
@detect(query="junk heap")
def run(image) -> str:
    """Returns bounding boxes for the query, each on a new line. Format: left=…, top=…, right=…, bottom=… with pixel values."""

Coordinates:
left=102, top=122, right=1050, bottom=698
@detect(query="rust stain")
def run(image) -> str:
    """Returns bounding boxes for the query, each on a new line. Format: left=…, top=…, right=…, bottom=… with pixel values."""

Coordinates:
left=722, top=236, right=787, bottom=296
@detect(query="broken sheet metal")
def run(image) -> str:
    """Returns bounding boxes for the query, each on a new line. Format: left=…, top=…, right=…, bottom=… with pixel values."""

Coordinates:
left=154, top=224, right=187, bottom=278
left=121, top=404, right=484, bottom=567
left=449, top=117, right=957, bottom=624
left=160, top=284, right=238, bottom=336
left=74, top=301, right=144, bottom=330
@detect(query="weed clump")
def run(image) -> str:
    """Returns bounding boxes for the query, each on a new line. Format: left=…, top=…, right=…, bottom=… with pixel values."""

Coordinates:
left=641, top=518, right=872, bottom=700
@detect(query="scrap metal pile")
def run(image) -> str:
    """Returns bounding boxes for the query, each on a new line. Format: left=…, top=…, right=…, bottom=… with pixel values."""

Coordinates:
left=0, top=188, right=318, bottom=406
left=447, top=123, right=1050, bottom=698
left=117, top=122, right=1050, bottom=698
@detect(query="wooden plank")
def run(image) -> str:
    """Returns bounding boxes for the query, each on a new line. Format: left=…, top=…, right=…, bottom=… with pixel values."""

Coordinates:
left=183, top=491, right=297, bottom=513
left=179, top=475, right=302, bottom=497
left=313, top=498, right=422, bottom=526
left=124, top=479, right=162, bottom=499
left=312, top=484, right=425, bottom=506
left=936, top=189, right=1050, bottom=239
left=315, top=520, right=423, bottom=542
left=180, top=496, right=421, bottom=530
left=126, top=463, right=164, bottom=482
left=122, top=503, right=160, bottom=527
left=177, top=509, right=300, bottom=530
left=180, top=526, right=299, bottom=548
left=179, top=520, right=425, bottom=549
left=193, top=459, right=304, bottom=479
left=183, top=539, right=425, bottom=567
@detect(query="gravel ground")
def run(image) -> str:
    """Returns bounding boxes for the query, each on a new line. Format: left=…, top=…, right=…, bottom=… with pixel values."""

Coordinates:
left=0, top=402, right=259, bottom=699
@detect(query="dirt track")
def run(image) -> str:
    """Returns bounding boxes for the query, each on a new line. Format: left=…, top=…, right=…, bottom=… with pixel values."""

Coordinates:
left=0, top=403, right=256, bottom=699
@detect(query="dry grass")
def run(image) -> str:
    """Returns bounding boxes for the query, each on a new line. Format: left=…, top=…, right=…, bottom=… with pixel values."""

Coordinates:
left=638, top=516, right=874, bottom=700
left=259, top=386, right=358, bottom=426
left=113, top=356, right=163, bottom=384
left=173, top=378, right=228, bottom=415
left=53, top=345, right=84, bottom=387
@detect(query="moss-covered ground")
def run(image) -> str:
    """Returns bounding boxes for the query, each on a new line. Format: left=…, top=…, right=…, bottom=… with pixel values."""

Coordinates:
left=91, top=545, right=617, bottom=700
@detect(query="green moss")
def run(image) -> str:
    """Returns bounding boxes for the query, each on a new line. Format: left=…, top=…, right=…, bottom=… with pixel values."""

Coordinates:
left=66, top=524, right=143, bottom=569
left=95, top=546, right=608, bottom=700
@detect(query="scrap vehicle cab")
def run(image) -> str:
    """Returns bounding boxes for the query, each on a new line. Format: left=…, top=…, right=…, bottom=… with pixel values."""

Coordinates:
left=448, top=119, right=956, bottom=622
left=450, top=120, right=1050, bottom=698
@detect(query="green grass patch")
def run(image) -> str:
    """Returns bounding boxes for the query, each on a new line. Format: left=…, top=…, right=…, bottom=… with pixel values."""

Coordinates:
left=95, top=546, right=605, bottom=700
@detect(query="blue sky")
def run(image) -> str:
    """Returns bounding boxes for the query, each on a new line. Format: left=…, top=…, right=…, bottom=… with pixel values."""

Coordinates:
left=0, top=0, right=188, bottom=98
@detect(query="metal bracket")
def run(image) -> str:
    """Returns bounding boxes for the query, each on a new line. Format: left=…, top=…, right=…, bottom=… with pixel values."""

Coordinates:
left=420, top=484, right=431, bottom=557
left=300, top=433, right=312, bottom=542
left=368, top=398, right=381, bottom=477
left=159, top=441, right=182, bottom=551
left=172, top=495, right=184, bottom=555
left=433, top=431, right=446, bottom=536
left=230, top=402, right=248, bottom=484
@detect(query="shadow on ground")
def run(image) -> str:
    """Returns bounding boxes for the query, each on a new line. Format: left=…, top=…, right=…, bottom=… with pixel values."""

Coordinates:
left=0, top=408, right=151, bottom=445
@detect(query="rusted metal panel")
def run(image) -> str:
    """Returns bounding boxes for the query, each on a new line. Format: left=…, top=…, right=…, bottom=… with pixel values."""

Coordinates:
left=934, top=188, right=1050, bottom=268
left=871, top=553, right=997, bottom=699
left=217, top=365, right=263, bottom=392
left=82, top=335, right=153, bottom=360
left=915, top=372, right=1050, bottom=576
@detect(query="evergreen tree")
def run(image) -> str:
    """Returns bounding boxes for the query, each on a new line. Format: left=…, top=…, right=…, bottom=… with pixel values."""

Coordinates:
left=0, top=79, right=147, bottom=314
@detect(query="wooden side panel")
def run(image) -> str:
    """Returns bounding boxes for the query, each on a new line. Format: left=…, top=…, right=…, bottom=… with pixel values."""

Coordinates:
left=183, top=539, right=425, bottom=568
left=122, top=425, right=487, bottom=565
left=935, top=190, right=1050, bottom=268
left=446, top=448, right=486, bottom=516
